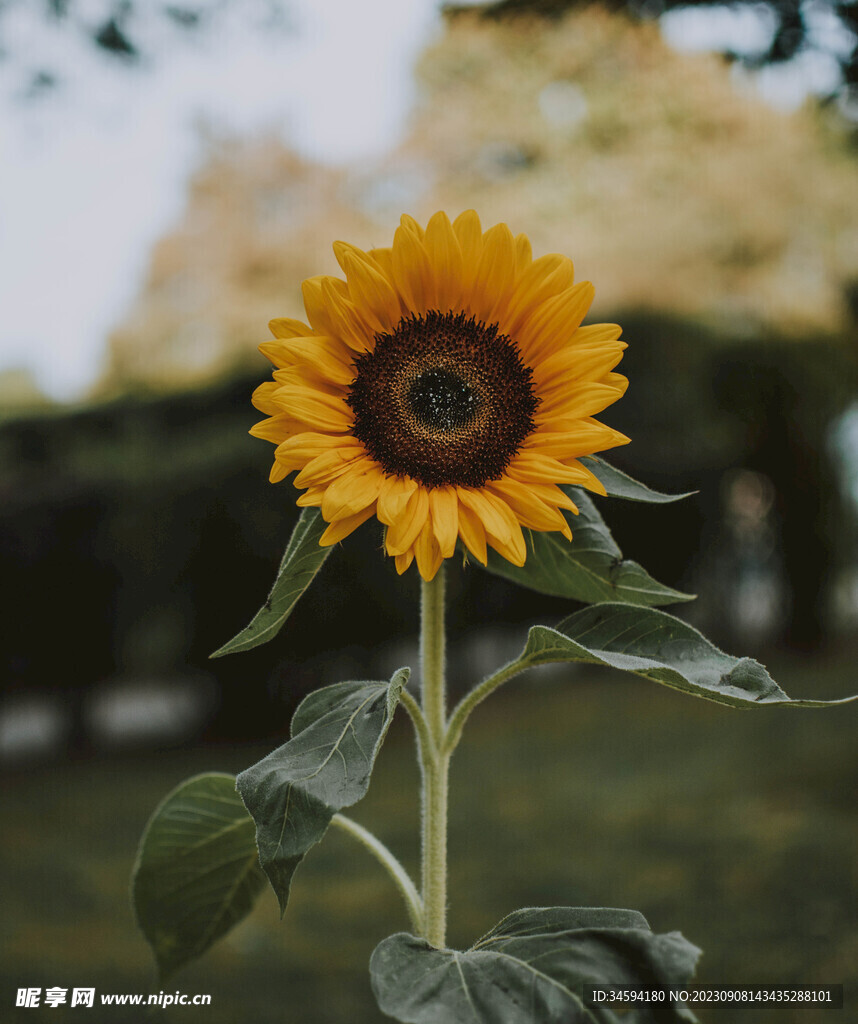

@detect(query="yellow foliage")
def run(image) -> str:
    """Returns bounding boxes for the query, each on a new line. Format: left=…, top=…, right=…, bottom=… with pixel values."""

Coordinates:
left=100, top=144, right=370, bottom=394
left=101, top=6, right=858, bottom=393
left=402, top=6, right=858, bottom=333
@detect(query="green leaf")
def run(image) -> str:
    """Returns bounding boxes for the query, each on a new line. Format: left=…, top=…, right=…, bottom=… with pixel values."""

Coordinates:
left=479, top=489, right=693, bottom=606
left=523, top=603, right=858, bottom=709
left=370, top=906, right=701, bottom=1024
left=132, top=772, right=265, bottom=980
left=237, top=668, right=408, bottom=914
left=211, top=507, right=331, bottom=658
left=589, top=457, right=695, bottom=503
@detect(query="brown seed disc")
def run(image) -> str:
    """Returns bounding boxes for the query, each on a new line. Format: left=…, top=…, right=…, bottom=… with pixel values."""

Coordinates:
left=347, top=311, right=539, bottom=488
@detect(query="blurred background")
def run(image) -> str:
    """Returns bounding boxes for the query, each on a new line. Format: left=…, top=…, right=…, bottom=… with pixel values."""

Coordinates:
left=2, top=0, right=857, bottom=1020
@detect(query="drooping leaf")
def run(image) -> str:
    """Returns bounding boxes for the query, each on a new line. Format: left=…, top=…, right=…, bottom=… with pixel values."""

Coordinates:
left=371, top=906, right=701, bottom=1024
left=237, top=668, right=408, bottom=914
left=589, top=457, right=696, bottom=503
left=479, top=490, right=693, bottom=606
left=212, top=508, right=331, bottom=658
left=132, top=772, right=265, bottom=980
left=522, top=603, right=858, bottom=709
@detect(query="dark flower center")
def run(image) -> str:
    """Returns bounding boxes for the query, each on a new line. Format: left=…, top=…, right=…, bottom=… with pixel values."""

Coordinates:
left=346, top=310, right=538, bottom=488
left=408, top=368, right=480, bottom=432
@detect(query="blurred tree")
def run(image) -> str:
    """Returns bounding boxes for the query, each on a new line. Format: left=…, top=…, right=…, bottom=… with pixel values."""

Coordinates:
left=4, top=0, right=857, bottom=102
left=0, top=0, right=292, bottom=99
left=450, top=0, right=858, bottom=100
left=3, top=330, right=856, bottom=758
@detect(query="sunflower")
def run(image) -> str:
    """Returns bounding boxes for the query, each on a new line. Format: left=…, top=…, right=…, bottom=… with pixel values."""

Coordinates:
left=251, top=211, right=629, bottom=580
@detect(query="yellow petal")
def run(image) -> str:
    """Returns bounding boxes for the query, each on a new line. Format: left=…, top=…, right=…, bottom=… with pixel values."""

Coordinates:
left=486, top=495, right=527, bottom=563
left=269, top=462, right=290, bottom=484
left=523, top=423, right=630, bottom=458
left=392, top=224, right=434, bottom=313
left=251, top=381, right=286, bottom=415
left=488, top=533, right=527, bottom=566
left=400, top=213, right=425, bottom=240
left=415, top=519, right=444, bottom=581
left=368, top=246, right=395, bottom=284
left=275, top=432, right=360, bottom=472
left=295, top=485, right=325, bottom=507
left=495, top=478, right=579, bottom=515
left=532, top=483, right=577, bottom=514
left=273, top=366, right=348, bottom=398
left=320, top=277, right=375, bottom=352
left=501, top=254, right=576, bottom=338
left=269, top=317, right=313, bottom=339
left=600, top=371, right=629, bottom=395
left=429, top=486, right=458, bottom=558
left=536, top=381, right=625, bottom=420
left=469, top=222, right=516, bottom=323
left=395, top=549, right=415, bottom=575
left=487, top=478, right=571, bottom=536
left=377, top=474, right=418, bottom=525
left=258, top=340, right=294, bottom=369
left=332, top=240, right=365, bottom=275
left=272, top=363, right=352, bottom=396
left=457, top=487, right=513, bottom=543
left=531, top=341, right=626, bottom=389
left=572, top=323, right=623, bottom=345
left=456, top=500, right=487, bottom=565
left=514, top=232, right=533, bottom=275
left=517, top=281, right=595, bottom=364
left=385, top=486, right=430, bottom=556
left=423, top=211, right=464, bottom=312
left=506, top=452, right=601, bottom=486
left=320, top=505, right=376, bottom=546
left=560, top=458, right=608, bottom=496
left=301, top=276, right=346, bottom=338
left=278, top=387, right=354, bottom=432
left=342, top=251, right=402, bottom=333
left=270, top=334, right=357, bottom=383
left=276, top=430, right=361, bottom=458
left=458, top=489, right=527, bottom=565
left=250, top=413, right=302, bottom=444
left=321, top=464, right=384, bottom=521
left=452, top=210, right=483, bottom=299
left=294, top=446, right=367, bottom=488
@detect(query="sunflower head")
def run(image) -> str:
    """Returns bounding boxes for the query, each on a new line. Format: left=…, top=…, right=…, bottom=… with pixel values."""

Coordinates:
left=251, top=211, right=629, bottom=580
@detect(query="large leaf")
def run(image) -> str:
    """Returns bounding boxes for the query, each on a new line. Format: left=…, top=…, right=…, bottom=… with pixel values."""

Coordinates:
left=132, top=772, right=265, bottom=980
left=479, top=489, right=692, bottom=606
left=212, top=507, right=331, bottom=658
left=589, top=457, right=695, bottom=503
left=522, top=603, right=858, bottom=709
left=237, top=668, right=408, bottom=914
left=371, top=906, right=701, bottom=1024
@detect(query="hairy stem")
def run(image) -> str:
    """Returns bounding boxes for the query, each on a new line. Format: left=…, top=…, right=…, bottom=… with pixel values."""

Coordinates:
left=421, top=567, right=447, bottom=741
left=419, top=566, right=449, bottom=949
left=331, top=814, right=423, bottom=934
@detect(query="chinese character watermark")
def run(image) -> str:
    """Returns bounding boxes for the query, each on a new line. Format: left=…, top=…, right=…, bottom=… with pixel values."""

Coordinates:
left=44, top=987, right=67, bottom=1008
left=71, top=988, right=95, bottom=1008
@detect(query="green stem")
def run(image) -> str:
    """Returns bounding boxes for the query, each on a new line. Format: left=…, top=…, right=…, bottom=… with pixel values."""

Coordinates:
left=330, top=814, right=423, bottom=934
left=421, top=566, right=447, bottom=740
left=444, top=656, right=530, bottom=756
left=419, top=566, right=449, bottom=949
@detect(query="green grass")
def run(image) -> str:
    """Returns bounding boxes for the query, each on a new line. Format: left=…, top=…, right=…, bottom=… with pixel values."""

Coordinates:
left=2, top=654, right=856, bottom=1023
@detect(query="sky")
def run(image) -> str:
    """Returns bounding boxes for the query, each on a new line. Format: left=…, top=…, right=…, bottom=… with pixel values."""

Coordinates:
left=0, top=0, right=852, bottom=402
left=0, top=0, right=440, bottom=400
